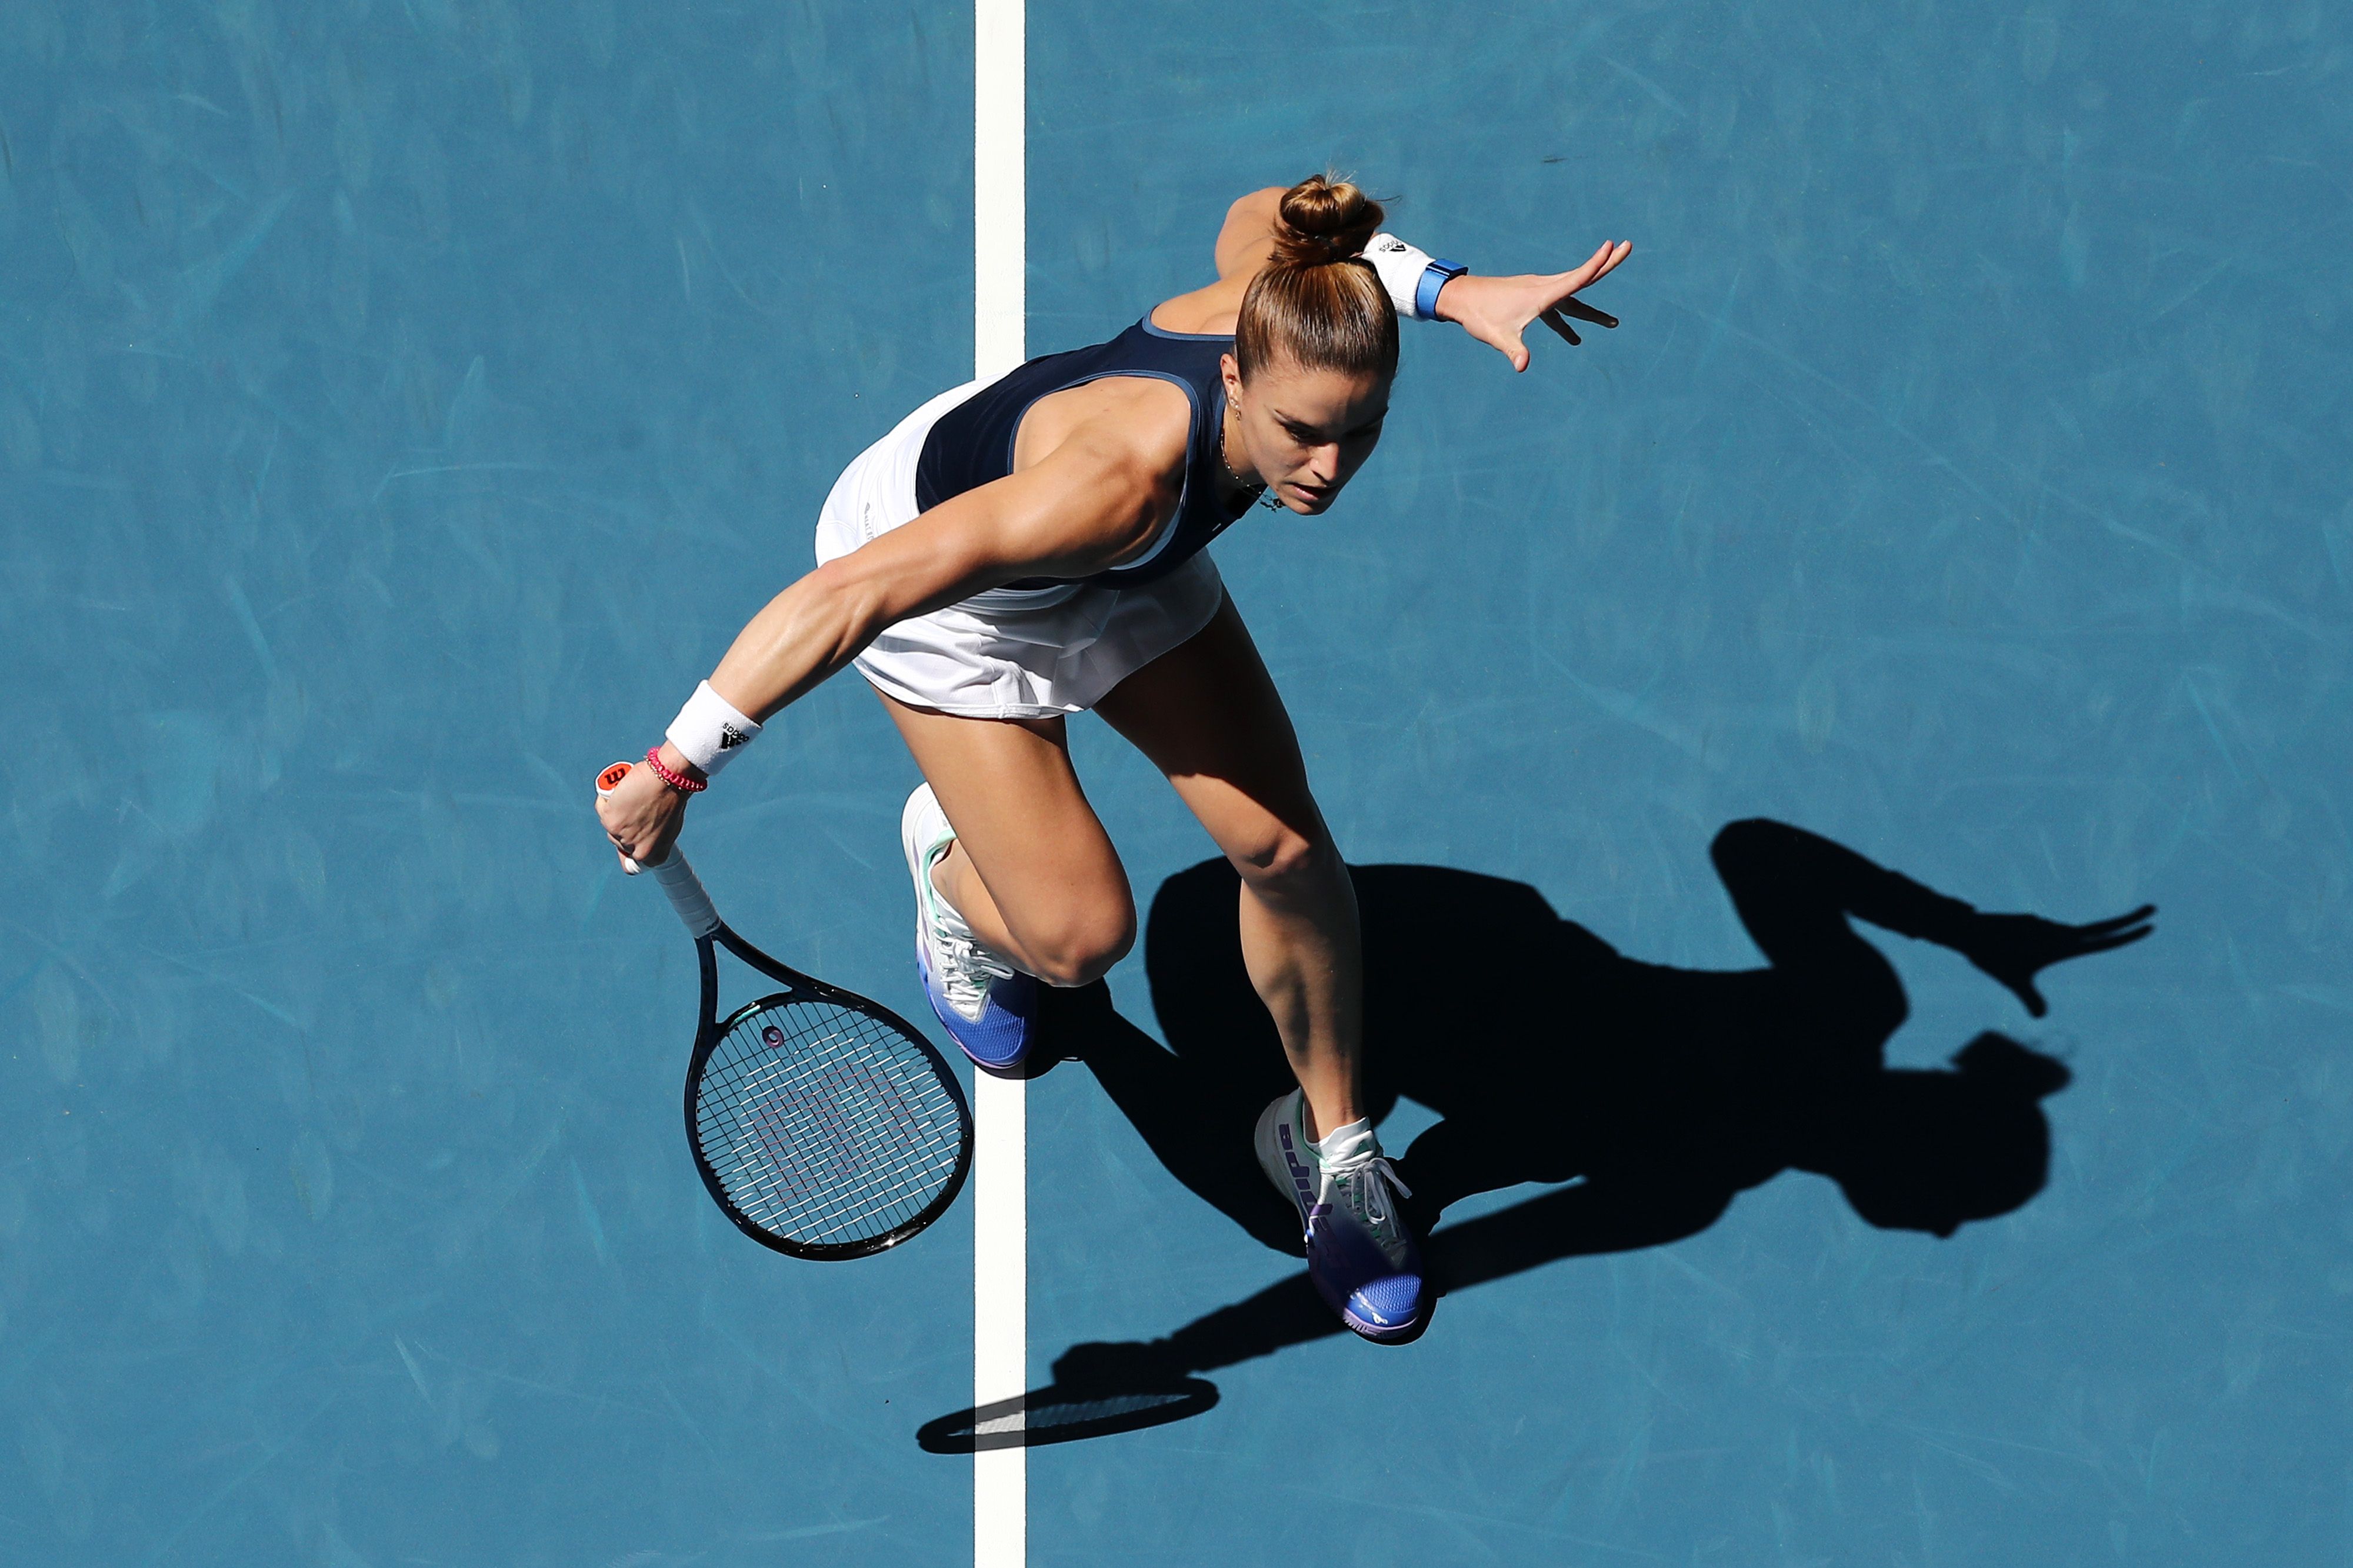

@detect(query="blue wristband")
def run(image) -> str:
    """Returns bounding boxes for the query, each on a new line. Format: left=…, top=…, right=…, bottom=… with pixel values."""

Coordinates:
left=1414, top=259, right=1468, bottom=320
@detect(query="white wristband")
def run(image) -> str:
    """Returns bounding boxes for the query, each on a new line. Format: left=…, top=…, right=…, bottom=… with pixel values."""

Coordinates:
left=1362, top=233, right=1467, bottom=321
left=665, top=680, right=762, bottom=777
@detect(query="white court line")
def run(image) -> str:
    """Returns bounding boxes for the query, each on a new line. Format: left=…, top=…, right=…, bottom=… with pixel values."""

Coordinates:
left=972, top=4, right=1026, bottom=1566
left=975, top=0, right=1026, bottom=382
left=972, top=1071, right=1025, bottom=1566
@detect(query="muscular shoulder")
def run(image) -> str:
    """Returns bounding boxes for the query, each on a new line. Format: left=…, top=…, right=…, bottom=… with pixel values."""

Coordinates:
left=969, top=375, right=1195, bottom=572
left=1014, top=375, right=1192, bottom=491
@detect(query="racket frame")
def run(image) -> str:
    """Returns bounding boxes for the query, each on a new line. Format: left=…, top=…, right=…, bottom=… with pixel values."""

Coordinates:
left=681, top=920, right=975, bottom=1261
left=601, top=759, right=973, bottom=1261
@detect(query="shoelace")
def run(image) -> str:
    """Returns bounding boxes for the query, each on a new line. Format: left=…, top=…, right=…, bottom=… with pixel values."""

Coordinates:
left=935, top=925, right=1015, bottom=1015
left=1316, top=1145, right=1413, bottom=1233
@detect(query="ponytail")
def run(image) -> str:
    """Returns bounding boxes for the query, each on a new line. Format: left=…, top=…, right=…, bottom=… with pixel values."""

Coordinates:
left=1235, top=175, right=1399, bottom=382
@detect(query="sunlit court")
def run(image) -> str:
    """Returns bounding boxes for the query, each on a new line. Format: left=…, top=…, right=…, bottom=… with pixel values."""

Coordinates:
left=4, top=2, right=2347, bottom=1563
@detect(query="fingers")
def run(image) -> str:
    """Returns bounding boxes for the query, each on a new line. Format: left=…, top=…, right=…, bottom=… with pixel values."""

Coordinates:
left=1538, top=241, right=1631, bottom=335
left=602, top=796, right=640, bottom=866
left=601, top=805, right=648, bottom=872
left=1570, top=239, right=1617, bottom=282
left=595, top=764, right=683, bottom=878
left=1557, top=240, right=1632, bottom=293
left=2079, top=905, right=2157, bottom=934
left=2019, top=980, right=2048, bottom=1019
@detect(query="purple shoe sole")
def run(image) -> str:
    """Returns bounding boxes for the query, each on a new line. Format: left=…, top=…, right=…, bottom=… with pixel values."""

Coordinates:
left=1302, top=1200, right=1428, bottom=1344
left=1318, top=1275, right=1428, bottom=1344
left=915, top=940, right=1036, bottom=1073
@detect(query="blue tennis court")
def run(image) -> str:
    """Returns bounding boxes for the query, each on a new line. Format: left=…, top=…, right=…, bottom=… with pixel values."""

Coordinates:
left=5, top=2, right=2348, bottom=1564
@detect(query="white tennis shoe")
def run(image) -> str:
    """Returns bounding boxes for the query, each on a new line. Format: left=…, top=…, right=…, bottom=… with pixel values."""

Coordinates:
left=901, top=783, right=1037, bottom=1070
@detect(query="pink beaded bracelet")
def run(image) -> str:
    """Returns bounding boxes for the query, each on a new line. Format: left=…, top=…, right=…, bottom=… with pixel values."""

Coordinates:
left=644, top=745, right=706, bottom=793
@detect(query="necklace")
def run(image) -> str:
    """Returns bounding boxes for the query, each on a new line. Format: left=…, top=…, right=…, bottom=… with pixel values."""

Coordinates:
left=1217, top=403, right=1269, bottom=505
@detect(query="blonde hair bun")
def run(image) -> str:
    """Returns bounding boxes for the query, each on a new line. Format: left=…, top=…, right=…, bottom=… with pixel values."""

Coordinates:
left=1236, top=174, right=1399, bottom=381
left=1269, top=174, right=1386, bottom=269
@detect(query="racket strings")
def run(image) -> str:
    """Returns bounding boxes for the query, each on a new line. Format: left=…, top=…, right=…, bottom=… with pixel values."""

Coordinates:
left=694, top=999, right=964, bottom=1247
left=708, top=1050, right=956, bottom=1237
left=704, top=1038, right=955, bottom=1240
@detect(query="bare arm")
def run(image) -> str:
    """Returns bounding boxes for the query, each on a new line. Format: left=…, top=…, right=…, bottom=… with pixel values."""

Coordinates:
left=708, top=425, right=1172, bottom=720
left=1212, top=186, right=1289, bottom=283
left=1197, top=185, right=1634, bottom=372
left=596, top=411, right=1181, bottom=866
left=1145, top=188, right=1290, bottom=331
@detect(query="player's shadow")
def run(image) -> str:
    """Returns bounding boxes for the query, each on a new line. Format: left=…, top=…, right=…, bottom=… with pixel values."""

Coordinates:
left=915, top=819, right=2151, bottom=1452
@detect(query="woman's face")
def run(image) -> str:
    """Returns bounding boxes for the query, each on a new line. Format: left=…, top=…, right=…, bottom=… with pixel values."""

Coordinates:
left=1224, top=355, right=1391, bottom=515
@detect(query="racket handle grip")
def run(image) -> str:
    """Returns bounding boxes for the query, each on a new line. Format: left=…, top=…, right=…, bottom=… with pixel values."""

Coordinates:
left=645, top=848, right=722, bottom=938
left=595, top=760, right=720, bottom=935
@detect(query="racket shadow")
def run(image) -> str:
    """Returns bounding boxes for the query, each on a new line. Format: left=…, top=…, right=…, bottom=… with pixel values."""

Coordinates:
left=918, top=819, right=2148, bottom=1449
left=914, top=1377, right=1220, bottom=1454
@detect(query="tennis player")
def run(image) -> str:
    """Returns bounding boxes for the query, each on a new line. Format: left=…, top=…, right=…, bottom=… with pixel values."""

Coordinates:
left=599, top=175, right=1629, bottom=1342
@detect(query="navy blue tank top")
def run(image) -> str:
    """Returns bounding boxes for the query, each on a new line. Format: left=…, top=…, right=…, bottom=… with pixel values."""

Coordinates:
left=913, top=316, right=1255, bottom=591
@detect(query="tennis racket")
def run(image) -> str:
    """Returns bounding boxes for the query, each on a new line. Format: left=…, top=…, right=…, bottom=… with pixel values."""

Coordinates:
left=597, top=760, right=974, bottom=1260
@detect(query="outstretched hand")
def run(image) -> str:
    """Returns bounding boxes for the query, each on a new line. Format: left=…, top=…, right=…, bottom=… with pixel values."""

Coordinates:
left=1434, top=239, right=1632, bottom=371
left=1964, top=906, right=2157, bottom=1017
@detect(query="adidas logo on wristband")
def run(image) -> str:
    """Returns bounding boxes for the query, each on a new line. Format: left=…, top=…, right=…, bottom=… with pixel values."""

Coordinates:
left=668, top=680, right=763, bottom=779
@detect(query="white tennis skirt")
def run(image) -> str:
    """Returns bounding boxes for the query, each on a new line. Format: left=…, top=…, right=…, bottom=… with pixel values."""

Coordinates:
left=812, top=380, right=1226, bottom=720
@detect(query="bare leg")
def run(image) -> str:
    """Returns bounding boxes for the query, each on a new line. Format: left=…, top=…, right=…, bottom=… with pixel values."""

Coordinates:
left=878, top=696, right=1135, bottom=988
left=1096, top=595, right=1364, bottom=1142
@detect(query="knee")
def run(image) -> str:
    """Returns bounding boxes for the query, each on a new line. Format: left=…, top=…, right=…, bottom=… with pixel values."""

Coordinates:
left=1016, top=898, right=1136, bottom=989
left=1229, top=822, right=1341, bottom=903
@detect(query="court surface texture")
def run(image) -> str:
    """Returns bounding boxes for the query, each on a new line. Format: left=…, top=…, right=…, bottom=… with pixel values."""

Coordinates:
left=4, top=2, right=2349, bottom=1564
